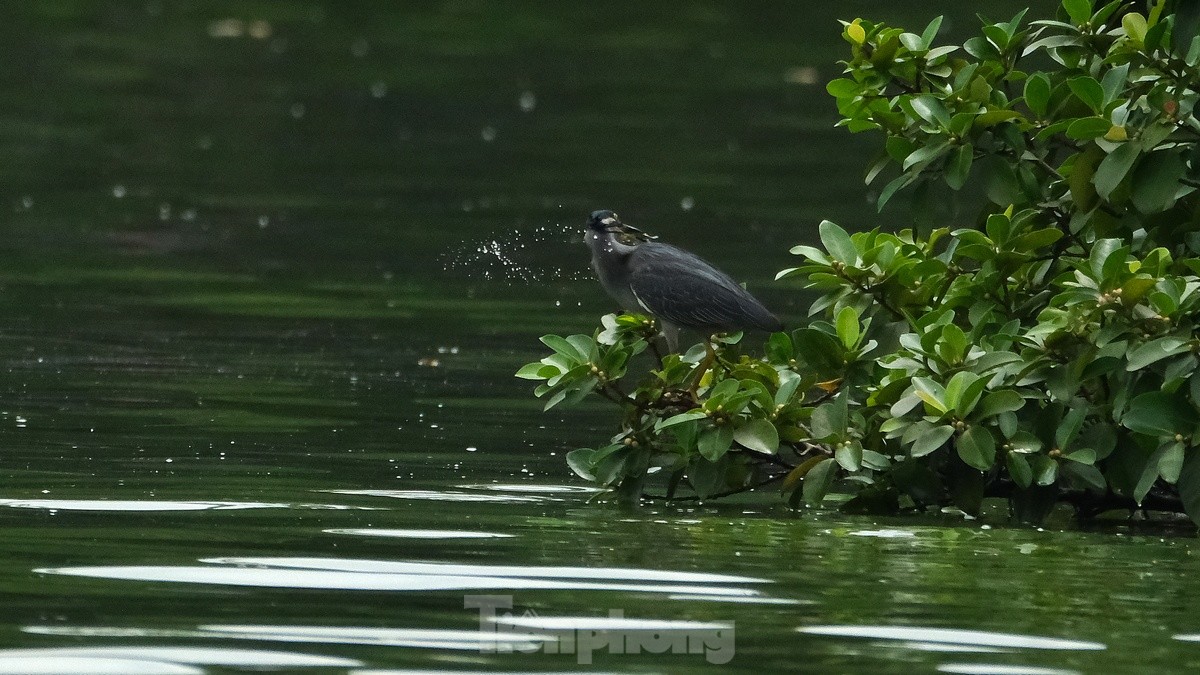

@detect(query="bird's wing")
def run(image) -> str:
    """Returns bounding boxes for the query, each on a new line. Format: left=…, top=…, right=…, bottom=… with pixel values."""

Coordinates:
left=627, top=242, right=780, bottom=331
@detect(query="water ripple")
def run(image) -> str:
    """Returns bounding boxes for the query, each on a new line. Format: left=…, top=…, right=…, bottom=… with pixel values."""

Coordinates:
left=798, top=625, right=1105, bottom=651
left=37, top=556, right=770, bottom=597
left=324, top=528, right=514, bottom=539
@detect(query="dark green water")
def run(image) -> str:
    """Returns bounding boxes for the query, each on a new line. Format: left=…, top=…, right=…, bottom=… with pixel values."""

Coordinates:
left=1, top=2, right=1198, bottom=673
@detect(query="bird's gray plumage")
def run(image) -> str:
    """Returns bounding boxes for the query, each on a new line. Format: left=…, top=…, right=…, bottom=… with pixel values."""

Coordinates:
left=585, top=209, right=782, bottom=350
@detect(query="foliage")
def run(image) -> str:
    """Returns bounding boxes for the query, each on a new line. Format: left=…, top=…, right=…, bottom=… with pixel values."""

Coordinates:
left=519, top=0, right=1200, bottom=525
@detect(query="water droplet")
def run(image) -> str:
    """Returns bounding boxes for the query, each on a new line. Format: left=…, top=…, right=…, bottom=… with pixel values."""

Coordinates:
left=680, top=196, right=695, bottom=211
left=480, top=126, right=497, bottom=142
left=370, top=81, right=388, bottom=98
left=518, top=91, right=537, bottom=112
left=290, top=103, right=306, bottom=119
left=351, top=38, right=370, bottom=57
left=208, top=18, right=244, bottom=39
left=258, top=215, right=270, bottom=228
left=111, top=184, right=127, bottom=198
left=248, top=20, right=272, bottom=40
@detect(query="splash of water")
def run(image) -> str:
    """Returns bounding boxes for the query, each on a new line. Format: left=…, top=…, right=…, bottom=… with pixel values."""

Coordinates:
left=441, top=222, right=593, bottom=284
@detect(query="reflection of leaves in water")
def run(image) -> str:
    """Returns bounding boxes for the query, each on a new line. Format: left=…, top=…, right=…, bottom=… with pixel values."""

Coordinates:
left=441, top=223, right=592, bottom=284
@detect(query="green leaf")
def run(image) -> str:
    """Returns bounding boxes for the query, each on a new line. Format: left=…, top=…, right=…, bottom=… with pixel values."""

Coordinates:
left=1007, top=452, right=1033, bottom=488
left=1094, top=142, right=1140, bottom=200
left=1160, top=442, right=1186, bottom=484
left=1100, top=63, right=1129, bottom=106
left=698, top=425, right=735, bottom=461
left=776, top=372, right=803, bottom=406
left=1178, top=452, right=1200, bottom=526
left=912, top=424, right=955, bottom=457
left=1032, top=454, right=1059, bottom=486
left=656, top=411, right=708, bottom=430
left=1055, top=406, right=1086, bottom=449
left=1024, top=72, right=1051, bottom=117
left=540, top=335, right=584, bottom=361
left=793, top=328, right=847, bottom=378
left=1078, top=422, right=1117, bottom=460
left=566, top=334, right=597, bottom=361
left=1134, top=446, right=1164, bottom=504
left=1122, top=391, right=1192, bottom=436
left=912, top=377, right=948, bottom=414
left=903, top=140, right=951, bottom=170
left=1126, top=336, right=1193, bottom=370
left=827, top=78, right=860, bottom=98
left=977, top=390, right=1025, bottom=419
left=944, top=371, right=981, bottom=413
left=689, top=455, right=728, bottom=498
left=1062, top=461, right=1107, bottom=492
left=1122, top=12, right=1148, bottom=45
left=767, top=331, right=794, bottom=363
left=1131, top=149, right=1187, bottom=214
left=515, top=362, right=547, bottom=380
left=957, top=426, right=997, bottom=470
left=877, top=172, right=917, bottom=210
left=819, top=220, right=858, bottom=263
left=802, top=457, right=838, bottom=507
left=1063, top=448, right=1096, bottom=465
left=1066, top=116, right=1114, bottom=140
left=910, top=95, right=952, bottom=128
left=945, top=144, right=973, bottom=190
left=1067, top=76, right=1104, bottom=113
left=835, top=441, right=864, bottom=471
left=810, top=395, right=849, bottom=440
left=1088, top=238, right=1122, bottom=279
left=921, top=15, right=944, bottom=48
left=836, top=306, right=861, bottom=350
left=566, top=448, right=596, bottom=481
left=1063, top=0, right=1093, bottom=25
left=733, top=419, right=780, bottom=455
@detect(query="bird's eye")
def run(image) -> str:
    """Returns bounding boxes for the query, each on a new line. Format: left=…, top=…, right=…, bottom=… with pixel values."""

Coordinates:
left=601, top=217, right=616, bottom=226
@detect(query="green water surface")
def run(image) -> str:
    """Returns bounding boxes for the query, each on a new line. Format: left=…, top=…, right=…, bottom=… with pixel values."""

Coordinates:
left=0, top=2, right=1197, bottom=674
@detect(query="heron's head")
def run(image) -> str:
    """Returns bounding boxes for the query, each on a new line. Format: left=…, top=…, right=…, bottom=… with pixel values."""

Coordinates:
left=585, top=209, right=656, bottom=241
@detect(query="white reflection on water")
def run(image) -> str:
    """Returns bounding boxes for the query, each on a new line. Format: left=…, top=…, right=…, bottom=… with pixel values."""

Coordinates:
left=36, top=556, right=770, bottom=597
left=324, top=528, right=514, bottom=539
left=493, top=616, right=731, bottom=631
left=0, top=498, right=380, bottom=512
left=665, top=594, right=807, bottom=605
left=847, top=529, right=918, bottom=538
left=202, top=557, right=767, bottom=584
left=353, top=671, right=626, bottom=675
left=324, top=489, right=551, bottom=503
left=0, top=656, right=199, bottom=675
left=25, top=624, right=551, bottom=652
left=459, top=484, right=603, bottom=494
left=799, top=625, right=1105, bottom=651
left=936, top=665, right=1080, bottom=675
left=0, top=647, right=359, bottom=674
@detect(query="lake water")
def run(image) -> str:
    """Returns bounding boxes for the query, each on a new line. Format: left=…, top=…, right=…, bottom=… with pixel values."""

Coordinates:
left=1, top=1, right=1198, bottom=673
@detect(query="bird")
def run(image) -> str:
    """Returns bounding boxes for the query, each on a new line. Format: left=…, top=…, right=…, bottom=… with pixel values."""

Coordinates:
left=584, top=209, right=783, bottom=353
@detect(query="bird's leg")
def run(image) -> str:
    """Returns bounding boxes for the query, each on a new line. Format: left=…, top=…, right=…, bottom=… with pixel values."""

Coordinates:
left=687, top=336, right=718, bottom=399
left=661, top=322, right=681, bottom=354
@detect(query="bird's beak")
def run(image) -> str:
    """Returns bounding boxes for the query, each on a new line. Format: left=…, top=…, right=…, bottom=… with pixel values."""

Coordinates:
left=612, top=221, right=657, bottom=240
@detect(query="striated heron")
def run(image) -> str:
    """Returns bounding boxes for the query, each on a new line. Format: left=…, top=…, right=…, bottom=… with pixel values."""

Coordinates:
left=584, top=209, right=782, bottom=353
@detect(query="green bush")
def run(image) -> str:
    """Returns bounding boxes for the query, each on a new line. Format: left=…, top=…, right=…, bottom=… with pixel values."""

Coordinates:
left=518, top=0, right=1200, bottom=525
